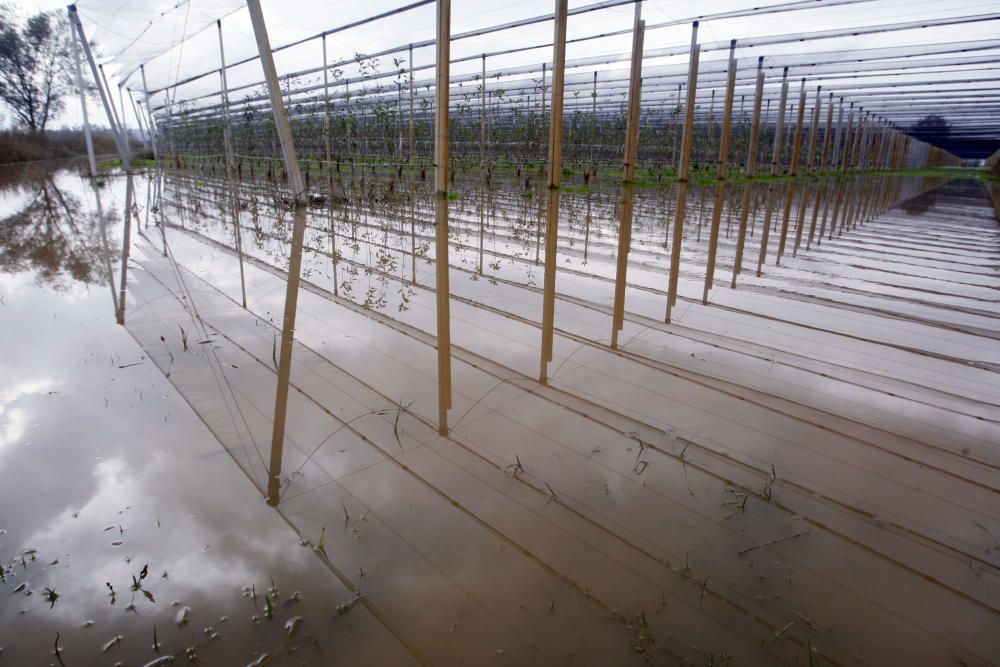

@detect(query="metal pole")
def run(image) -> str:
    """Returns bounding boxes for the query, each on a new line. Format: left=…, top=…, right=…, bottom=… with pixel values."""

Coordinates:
left=140, top=66, right=160, bottom=167
left=68, top=5, right=129, bottom=169
left=218, top=18, right=248, bottom=310
left=68, top=15, right=96, bottom=177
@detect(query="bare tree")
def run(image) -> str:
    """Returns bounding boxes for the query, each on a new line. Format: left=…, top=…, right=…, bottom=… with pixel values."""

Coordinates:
left=0, top=5, right=73, bottom=134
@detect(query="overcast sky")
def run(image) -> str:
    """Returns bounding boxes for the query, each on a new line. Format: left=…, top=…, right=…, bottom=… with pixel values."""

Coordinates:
left=11, top=0, right=1000, bottom=130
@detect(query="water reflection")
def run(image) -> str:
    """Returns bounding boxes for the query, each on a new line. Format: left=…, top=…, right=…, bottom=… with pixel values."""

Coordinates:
left=0, top=164, right=416, bottom=666
left=0, top=173, right=110, bottom=290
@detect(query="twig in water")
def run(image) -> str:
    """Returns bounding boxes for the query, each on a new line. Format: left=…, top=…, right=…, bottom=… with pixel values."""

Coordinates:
left=504, top=453, right=525, bottom=478
left=450, top=376, right=517, bottom=431
left=738, top=530, right=810, bottom=556
left=392, top=399, right=414, bottom=450
left=760, top=465, right=777, bottom=502
left=793, top=610, right=817, bottom=633
left=773, top=620, right=795, bottom=640
left=53, top=632, right=67, bottom=667
left=678, top=437, right=696, bottom=496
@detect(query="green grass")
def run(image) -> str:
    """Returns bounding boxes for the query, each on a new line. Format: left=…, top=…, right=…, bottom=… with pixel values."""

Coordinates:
left=97, top=156, right=158, bottom=171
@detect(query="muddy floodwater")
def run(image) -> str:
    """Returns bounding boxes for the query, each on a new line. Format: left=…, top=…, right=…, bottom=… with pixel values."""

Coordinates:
left=0, top=161, right=998, bottom=665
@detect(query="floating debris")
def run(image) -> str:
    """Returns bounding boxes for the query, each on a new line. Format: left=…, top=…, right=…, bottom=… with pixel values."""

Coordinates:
left=246, top=653, right=269, bottom=667
left=101, top=635, right=123, bottom=653
left=336, top=593, right=363, bottom=616
left=142, top=656, right=175, bottom=667
left=285, top=615, right=302, bottom=637
left=175, top=605, right=191, bottom=626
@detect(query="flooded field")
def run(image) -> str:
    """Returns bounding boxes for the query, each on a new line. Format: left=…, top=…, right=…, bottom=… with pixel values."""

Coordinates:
left=1, top=160, right=997, bottom=665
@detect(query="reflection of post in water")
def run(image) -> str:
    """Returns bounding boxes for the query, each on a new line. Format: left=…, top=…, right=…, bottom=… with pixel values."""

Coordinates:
left=116, top=174, right=134, bottom=325
left=154, top=171, right=168, bottom=257
left=93, top=180, right=120, bottom=321
left=583, top=190, right=592, bottom=263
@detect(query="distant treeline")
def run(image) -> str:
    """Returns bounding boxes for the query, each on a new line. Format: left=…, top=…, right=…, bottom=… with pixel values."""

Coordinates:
left=0, top=129, right=120, bottom=164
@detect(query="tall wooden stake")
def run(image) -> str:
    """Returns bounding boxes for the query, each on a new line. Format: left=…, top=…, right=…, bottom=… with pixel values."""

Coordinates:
left=730, top=57, right=765, bottom=289
left=539, top=0, right=570, bottom=381
left=434, top=0, right=453, bottom=433
left=702, top=40, right=737, bottom=304
left=755, top=66, right=788, bottom=277
left=247, top=0, right=308, bottom=505
left=609, top=1, right=644, bottom=349
left=776, top=78, right=806, bottom=265
left=665, top=22, right=699, bottom=323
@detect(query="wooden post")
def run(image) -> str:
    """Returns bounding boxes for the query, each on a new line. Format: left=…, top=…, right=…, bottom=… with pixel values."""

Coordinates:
left=775, top=78, right=806, bottom=265
left=672, top=82, right=682, bottom=172
left=433, top=0, right=453, bottom=433
left=541, top=61, right=547, bottom=162
left=702, top=39, right=737, bottom=304
left=755, top=66, right=788, bottom=276
left=830, top=104, right=854, bottom=239
left=730, top=57, right=764, bottom=288
left=817, top=97, right=845, bottom=243
left=806, top=91, right=834, bottom=250
left=247, top=0, right=308, bottom=505
left=609, top=1, right=644, bottom=349
left=539, top=0, right=570, bottom=381
left=792, top=82, right=821, bottom=257
left=116, top=175, right=134, bottom=325
left=664, top=22, right=699, bottom=324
